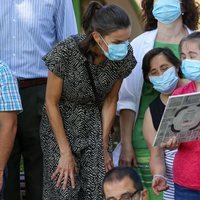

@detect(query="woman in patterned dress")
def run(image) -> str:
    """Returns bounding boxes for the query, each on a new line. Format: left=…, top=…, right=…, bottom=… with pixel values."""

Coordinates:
left=40, top=1, right=136, bottom=199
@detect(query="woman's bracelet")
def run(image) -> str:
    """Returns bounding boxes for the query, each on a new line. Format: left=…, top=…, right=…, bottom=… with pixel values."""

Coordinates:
left=153, top=174, right=167, bottom=181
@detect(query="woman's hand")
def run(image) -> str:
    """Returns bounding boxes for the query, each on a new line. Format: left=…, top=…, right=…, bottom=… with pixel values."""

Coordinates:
left=103, top=149, right=113, bottom=172
left=119, top=144, right=138, bottom=167
left=51, top=152, right=77, bottom=190
left=152, top=175, right=169, bottom=195
left=161, top=136, right=180, bottom=150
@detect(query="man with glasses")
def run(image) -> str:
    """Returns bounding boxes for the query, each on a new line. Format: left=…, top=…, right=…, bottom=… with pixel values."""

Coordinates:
left=103, top=167, right=148, bottom=200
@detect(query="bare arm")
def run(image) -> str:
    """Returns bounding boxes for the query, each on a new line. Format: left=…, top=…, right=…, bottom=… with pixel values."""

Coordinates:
left=119, top=109, right=137, bottom=167
left=102, top=80, right=122, bottom=172
left=143, top=108, right=168, bottom=195
left=45, top=71, right=76, bottom=190
left=0, top=111, right=17, bottom=190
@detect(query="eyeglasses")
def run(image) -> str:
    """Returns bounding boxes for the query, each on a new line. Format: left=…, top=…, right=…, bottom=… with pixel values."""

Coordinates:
left=106, top=190, right=141, bottom=200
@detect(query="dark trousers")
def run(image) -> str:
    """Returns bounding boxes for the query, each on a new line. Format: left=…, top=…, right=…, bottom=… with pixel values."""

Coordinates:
left=0, top=168, right=7, bottom=200
left=175, top=183, right=200, bottom=200
left=4, top=84, right=46, bottom=200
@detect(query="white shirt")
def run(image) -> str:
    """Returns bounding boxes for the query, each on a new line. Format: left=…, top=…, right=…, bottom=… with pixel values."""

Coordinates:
left=117, top=27, right=192, bottom=115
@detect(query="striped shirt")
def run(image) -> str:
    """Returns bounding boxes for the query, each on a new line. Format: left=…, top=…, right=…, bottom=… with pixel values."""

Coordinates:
left=0, top=0, right=78, bottom=79
left=164, top=149, right=177, bottom=200
left=0, top=61, right=22, bottom=112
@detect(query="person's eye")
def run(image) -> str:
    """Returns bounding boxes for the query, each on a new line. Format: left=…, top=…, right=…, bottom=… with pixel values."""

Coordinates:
left=190, top=56, right=197, bottom=59
left=181, top=56, right=186, bottom=60
left=162, top=67, right=169, bottom=72
left=161, top=64, right=169, bottom=70
left=150, top=71, right=157, bottom=76
left=120, top=196, right=132, bottom=200
left=113, top=41, right=122, bottom=44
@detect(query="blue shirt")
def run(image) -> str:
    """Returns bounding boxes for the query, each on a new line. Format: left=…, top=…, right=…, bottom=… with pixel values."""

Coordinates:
left=0, top=0, right=78, bottom=79
left=0, top=61, right=22, bottom=112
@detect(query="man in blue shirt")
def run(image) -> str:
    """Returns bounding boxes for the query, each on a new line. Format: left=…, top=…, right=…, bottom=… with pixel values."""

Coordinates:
left=0, top=1, right=78, bottom=199
left=0, top=61, right=22, bottom=200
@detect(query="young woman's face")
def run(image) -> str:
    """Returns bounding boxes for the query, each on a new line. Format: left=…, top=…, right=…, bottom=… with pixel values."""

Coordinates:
left=180, top=40, right=200, bottom=61
left=93, top=26, right=131, bottom=53
left=103, top=26, right=131, bottom=44
left=148, top=53, right=176, bottom=76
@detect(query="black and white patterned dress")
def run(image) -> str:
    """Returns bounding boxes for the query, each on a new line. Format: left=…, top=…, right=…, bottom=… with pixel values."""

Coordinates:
left=40, top=34, right=136, bottom=200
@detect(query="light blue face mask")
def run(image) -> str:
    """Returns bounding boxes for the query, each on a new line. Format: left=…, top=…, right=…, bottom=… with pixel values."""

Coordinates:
left=149, top=67, right=179, bottom=94
left=152, top=0, right=181, bottom=24
left=99, top=35, right=129, bottom=61
left=181, top=59, right=200, bottom=81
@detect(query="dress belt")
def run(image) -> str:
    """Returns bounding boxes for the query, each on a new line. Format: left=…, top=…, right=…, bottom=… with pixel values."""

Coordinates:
left=18, top=78, right=47, bottom=88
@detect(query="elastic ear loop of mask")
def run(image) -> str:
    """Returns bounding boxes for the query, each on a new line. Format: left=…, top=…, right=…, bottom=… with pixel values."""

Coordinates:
left=97, top=34, right=108, bottom=53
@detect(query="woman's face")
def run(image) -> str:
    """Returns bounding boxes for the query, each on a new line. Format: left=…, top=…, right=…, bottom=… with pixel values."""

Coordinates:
left=180, top=40, right=200, bottom=61
left=148, top=53, right=176, bottom=76
left=152, top=0, right=182, bottom=25
left=93, top=26, right=131, bottom=53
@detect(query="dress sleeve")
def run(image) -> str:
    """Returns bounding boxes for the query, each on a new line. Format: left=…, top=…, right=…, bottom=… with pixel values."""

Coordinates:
left=116, top=45, right=137, bottom=80
left=42, top=40, right=71, bottom=79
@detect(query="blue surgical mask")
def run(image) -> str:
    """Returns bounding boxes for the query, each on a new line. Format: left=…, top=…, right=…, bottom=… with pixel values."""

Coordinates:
left=152, top=0, right=181, bottom=24
left=181, top=59, right=200, bottom=81
left=149, top=67, right=179, bottom=94
left=99, top=35, right=129, bottom=61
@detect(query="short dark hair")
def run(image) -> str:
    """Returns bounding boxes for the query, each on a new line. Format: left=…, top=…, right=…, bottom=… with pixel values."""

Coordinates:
left=141, top=0, right=200, bottom=31
left=179, top=31, right=200, bottom=52
left=142, top=48, right=182, bottom=82
left=103, top=167, right=143, bottom=193
left=79, top=1, right=131, bottom=61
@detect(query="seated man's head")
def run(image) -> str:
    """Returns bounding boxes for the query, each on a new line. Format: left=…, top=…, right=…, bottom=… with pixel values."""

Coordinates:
left=103, top=167, right=148, bottom=200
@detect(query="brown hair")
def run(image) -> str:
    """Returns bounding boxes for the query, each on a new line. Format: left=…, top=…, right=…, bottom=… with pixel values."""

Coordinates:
left=79, top=1, right=131, bottom=61
left=141, top=0, right=200, bottom=31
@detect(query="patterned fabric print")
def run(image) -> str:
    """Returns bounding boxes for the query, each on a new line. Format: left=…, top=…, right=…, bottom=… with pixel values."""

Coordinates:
left=40, top=34, right=136, bottom=200
left=0, top=61, right=22, bottom=112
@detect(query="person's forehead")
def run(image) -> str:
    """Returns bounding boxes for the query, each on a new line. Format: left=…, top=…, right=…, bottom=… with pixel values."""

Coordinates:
left=150, top=53, right=171, bottom=68
left=106, top=27, right=131, bottom=39
left=181, top=40, right=200, bottom=52
left=104, top=177, right=136, bottom=197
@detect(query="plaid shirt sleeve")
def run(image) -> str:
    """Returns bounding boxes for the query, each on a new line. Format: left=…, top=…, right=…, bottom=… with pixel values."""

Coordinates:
left=0, top=61, right=22, bottom=112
